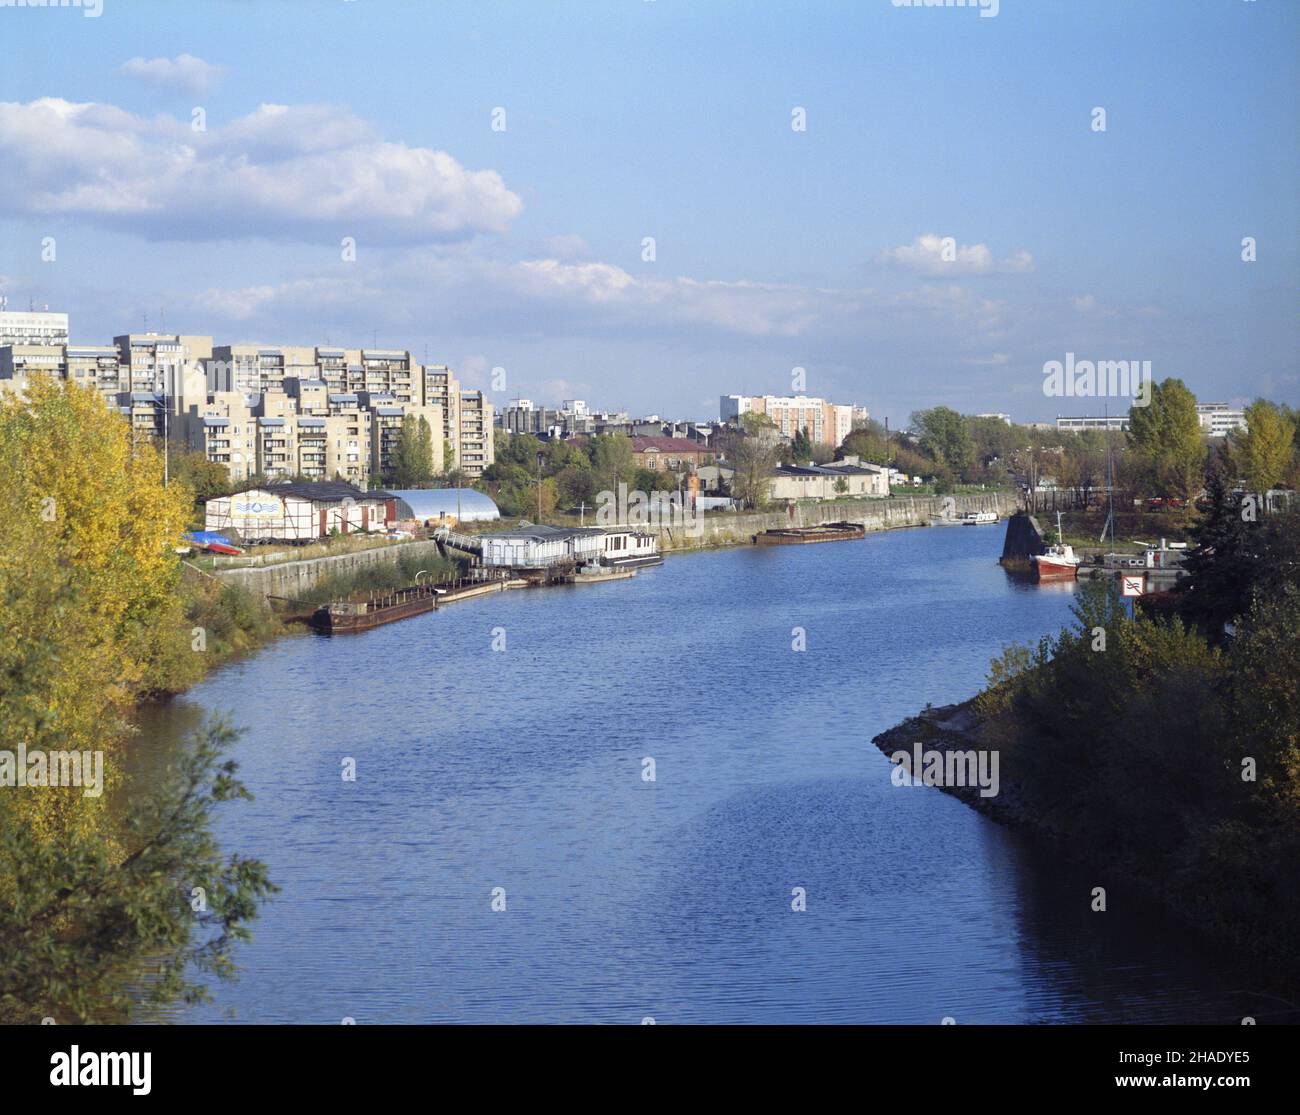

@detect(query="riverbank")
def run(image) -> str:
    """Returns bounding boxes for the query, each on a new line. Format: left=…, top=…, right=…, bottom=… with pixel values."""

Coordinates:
left=166, top=490, right=1019, bottom=694
left=213, top=490, right=1021, bottom=598
left=871, top=543, right=1300, bottom=996
left=871, top=699, right=1036, bottom=830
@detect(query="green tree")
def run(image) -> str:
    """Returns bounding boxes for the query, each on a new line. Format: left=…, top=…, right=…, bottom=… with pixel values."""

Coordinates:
left=586, top=433, right=636, bottom=494
left=727, top=413, right=782, bottom=509
left=1234, top=400, right=1296, bottom=494
left=1126, top=377, right=1205, bottom=499
left=911, top=407, right=973, bottom=479
left=167, top=445, right=231, bottom=507
left=840, top=421, right=892, bottom=465
left=791, top=426, right=813, bottom=464
left=388, top=414, right=435, bottom=487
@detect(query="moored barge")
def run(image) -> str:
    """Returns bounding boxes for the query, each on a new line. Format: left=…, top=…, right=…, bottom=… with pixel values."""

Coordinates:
left=753, top=521, right=866, bottom=545
left=309, top=584, right=441, bottom=634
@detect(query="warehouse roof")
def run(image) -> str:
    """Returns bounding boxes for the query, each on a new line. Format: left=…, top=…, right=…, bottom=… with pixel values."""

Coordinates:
left=389, top=488, right=500, bottom=523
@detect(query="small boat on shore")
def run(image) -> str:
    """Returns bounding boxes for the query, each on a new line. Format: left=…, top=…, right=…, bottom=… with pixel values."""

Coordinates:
left=753, top=521, right=866, bottom=545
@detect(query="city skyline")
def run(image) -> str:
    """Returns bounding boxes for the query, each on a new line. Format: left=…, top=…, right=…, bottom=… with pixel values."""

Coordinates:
left=1, top=1, right=1296, bottom=424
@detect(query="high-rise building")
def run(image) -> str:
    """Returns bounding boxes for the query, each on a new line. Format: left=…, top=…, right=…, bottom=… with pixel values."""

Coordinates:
left=720, top=394, right=856, bottom=446
left=0, top=310, right=69, bottom=347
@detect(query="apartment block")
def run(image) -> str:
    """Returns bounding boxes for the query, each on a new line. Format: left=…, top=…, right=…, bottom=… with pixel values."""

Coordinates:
left=3, top=321, right=490, bottom=480
left=114, top=334, right=213, bottom=393
left=458, top=391, right=493, bottom=478
left=720, top=394, right=856, bottom=447
left=0, top=310, right=69, bottom=347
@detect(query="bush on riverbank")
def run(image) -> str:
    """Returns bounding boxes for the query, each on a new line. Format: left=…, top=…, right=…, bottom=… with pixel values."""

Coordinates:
left=976, top=503, right=1300, bottom=980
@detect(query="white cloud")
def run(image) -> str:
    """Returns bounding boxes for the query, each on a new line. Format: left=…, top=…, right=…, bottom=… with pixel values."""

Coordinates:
left=879, top=234, right=1035, bottom=276
left=117, top=54, right=225, bottom=95
left=0, top=98, right=523, bottom=243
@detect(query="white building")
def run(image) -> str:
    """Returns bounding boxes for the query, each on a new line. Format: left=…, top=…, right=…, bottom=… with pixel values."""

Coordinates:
left=1196, top=403, right=1247, bottom=437
left=204, top=481, right=394, bottom=543
left=0, top=310, right=69, bottom=347
left=1056, top=414, right=1130, bottom=432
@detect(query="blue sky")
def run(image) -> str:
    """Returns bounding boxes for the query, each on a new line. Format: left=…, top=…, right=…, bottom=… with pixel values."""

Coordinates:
left=1, top=0, right=1295, bottom=424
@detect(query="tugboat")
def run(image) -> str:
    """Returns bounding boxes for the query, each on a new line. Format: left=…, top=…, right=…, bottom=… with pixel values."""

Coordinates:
left=1031, top=512, right=1080, bottom=581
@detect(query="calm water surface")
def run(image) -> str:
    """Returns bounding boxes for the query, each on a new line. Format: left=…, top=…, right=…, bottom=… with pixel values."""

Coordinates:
left=135, top=525, right=1276, bottom=1023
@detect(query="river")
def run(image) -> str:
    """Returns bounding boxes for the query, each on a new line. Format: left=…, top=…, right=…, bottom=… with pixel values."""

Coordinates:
left=134, top=524, right=1275, bottom=1023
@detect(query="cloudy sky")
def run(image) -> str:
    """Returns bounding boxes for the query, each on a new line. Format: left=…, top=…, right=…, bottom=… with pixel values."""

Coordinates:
left=1, top=0, right=1295, bottom=424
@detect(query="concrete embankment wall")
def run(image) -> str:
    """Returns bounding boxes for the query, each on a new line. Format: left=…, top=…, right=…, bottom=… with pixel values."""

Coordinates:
left=655, top=491, right=1021, bottom=552
left=215, top=491, right=1021, bottom=600
left=213, top=539, right=446, bottom=601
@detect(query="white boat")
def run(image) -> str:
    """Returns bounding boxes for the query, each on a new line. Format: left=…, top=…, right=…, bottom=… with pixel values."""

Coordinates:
left=1032, top=543, right=1081, bottom=581
left=960, top=511, right=998, bottom=525
left=1032, top=512, right=1080, bottom=581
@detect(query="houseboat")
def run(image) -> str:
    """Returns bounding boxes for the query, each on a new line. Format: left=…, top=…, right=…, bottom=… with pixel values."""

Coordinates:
left=960, top=511, right=999, bottom=525
left=600, top=527, right=663, bottom=568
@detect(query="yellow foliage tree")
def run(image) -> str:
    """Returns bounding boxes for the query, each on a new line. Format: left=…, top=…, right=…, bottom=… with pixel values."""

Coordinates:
left=0, top=379, right=193, bottom=844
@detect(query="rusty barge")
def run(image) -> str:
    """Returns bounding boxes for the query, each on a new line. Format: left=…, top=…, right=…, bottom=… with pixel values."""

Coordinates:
left=308, top=584, right=442, bottom=634
left=753, top=521, right=866, bottom=546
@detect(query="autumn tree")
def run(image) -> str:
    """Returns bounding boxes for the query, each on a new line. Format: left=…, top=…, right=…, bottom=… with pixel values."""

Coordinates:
left=911, top=406, right=973, bottom=481
left=0, top=380, right=273, bottom=1020
left=1126, top=378, right=1205, bottom=498
left=726, top=413, right=783, bottom=509
left=1232, top=400, right=1297, bottom=494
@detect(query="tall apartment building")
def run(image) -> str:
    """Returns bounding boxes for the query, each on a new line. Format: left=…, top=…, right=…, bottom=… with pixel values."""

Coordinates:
left=114, top=334, right=213, bottom=393
left=720, top=394, right=855, bottom=447
left=458, top=391, right=493, bottom=476
left=2, top=324, right=491, bottom=483
left=0, top=310, right=69, bottom=347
